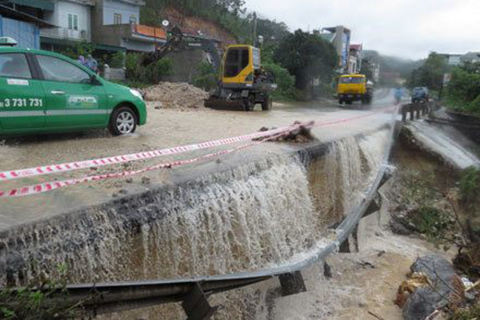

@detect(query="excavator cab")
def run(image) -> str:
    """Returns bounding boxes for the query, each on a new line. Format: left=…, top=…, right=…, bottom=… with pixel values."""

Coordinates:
left=222, top=45, right=260, bottom=86
left=205, top=45, right=277, bottom=111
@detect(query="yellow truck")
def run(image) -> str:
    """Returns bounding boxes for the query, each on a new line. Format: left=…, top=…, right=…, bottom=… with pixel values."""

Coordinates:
left=337, top=74, right=372, bottom=105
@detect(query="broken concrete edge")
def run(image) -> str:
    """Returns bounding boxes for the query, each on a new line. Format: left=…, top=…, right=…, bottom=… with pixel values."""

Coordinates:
left=400, top=123, right=472, bottom=172
left=0, top=122, right=396, bottom=316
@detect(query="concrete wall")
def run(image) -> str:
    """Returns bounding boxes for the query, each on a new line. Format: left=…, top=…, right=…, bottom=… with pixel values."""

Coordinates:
left=103, top=0, right=139, bottom=25
left=0, top=16, right=39, bottom=49
left=120, top=37, right=153, bottom=51
left=91, top=0, right=104, bottom=33
left=165, top=49, right=206, bottom=83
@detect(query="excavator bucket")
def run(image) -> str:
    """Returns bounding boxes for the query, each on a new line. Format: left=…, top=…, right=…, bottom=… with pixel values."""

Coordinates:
left=204, top=97, right=246, bottom=111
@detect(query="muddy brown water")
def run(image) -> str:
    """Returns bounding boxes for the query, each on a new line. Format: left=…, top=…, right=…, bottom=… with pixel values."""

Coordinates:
left=0, top=92, right=399, bottom=319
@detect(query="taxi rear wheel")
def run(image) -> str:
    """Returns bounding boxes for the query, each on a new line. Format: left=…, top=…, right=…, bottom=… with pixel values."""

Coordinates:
left=109, top=106, right=137, bottom=136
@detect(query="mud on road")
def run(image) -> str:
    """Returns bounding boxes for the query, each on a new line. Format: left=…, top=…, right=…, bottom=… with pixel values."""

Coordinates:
left=0, top=92, right=396, bottom=231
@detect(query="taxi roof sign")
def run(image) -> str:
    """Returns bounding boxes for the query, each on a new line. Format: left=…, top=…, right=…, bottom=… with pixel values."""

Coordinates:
left=0, top=37, right=18, bottom=47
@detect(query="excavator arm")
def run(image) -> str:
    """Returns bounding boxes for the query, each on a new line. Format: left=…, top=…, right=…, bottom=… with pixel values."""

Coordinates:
left=141, top=26, right=221, bottom=73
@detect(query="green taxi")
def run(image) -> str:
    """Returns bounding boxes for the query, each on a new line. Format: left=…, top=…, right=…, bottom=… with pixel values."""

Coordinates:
left=0, top=38, right=147, bottom=136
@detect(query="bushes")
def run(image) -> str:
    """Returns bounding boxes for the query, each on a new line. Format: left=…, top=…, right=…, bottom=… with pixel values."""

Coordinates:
left=193, top=62, right=218, bottom=91
left=407, top=207, right=454, bottom=240
left=110, top=51, right=125, bottom=68
left=274, top=30, right=338, bottom=90
left=263, top=62, right=295, bottom=100
left=153, top=58, right=174, bottom=82
left=445, top=65, right=480, bottom=115
left=460, top=166, right=480, bottom=208
left=60, top=41, right=93, bottom=61
left=125, top=53, right=174, bottom=85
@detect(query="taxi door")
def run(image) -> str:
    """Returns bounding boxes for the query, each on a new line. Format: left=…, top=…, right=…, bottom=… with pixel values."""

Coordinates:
left=0, top=52, right=46, bottom=131
left=34, top=54, right=108, bottom=128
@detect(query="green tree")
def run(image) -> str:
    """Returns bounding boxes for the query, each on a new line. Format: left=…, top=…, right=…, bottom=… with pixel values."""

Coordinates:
left=194, top=61, right=218, bottom=91
left=140, top=0, right=290, bottom=44
left=256, top=18, right=290, bottom=43
left=263, top=62, right=295, bottom=99
left=444, top=64, right=480, bottom=115
left=110, top=51, right=125, bottom=68
left=360, top=58, right=375, bottom=83
left=125, top=53, right=174, bottom=85
left=60, top=41, right=94, bottom=61
left=274, top=29, right=337, bottom=90
left=407, top=52, right=447, bottom=91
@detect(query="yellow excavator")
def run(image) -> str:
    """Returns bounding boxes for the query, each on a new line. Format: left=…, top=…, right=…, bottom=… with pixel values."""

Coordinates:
left=143, top=27, right=277, bottom=111
left=205, top=45, right=278, bottom=111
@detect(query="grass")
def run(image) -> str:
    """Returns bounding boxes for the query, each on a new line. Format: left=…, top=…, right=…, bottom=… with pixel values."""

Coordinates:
left=444, top=96, right=480, bottom=117
left=451, top=304, right=480, bottom=320
left=460, top=166, right=480, bottom=207
left=407, top=206, right=455, bottom=241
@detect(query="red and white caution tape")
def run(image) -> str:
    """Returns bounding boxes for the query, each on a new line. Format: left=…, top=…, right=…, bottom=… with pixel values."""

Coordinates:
left=0, top=126, right=295, bottom=182
left=0, top=129, right=298, bottom=198
left=0, top=142, right=263, bottom=198
left=0, top=107, right=395, bottom=183
left=0, top=106, right=397, bottom=198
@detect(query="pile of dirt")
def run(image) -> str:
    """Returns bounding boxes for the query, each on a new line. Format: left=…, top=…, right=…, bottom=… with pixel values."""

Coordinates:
left=142, top=82, right=209, bottom=109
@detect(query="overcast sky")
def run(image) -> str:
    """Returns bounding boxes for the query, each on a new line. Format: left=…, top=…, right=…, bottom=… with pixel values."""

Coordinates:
left=244, top=0, right=480, bottom=60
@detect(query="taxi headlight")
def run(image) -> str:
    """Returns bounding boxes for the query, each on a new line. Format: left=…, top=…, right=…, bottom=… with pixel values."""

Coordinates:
left=130, top=89, right=144, bottom=101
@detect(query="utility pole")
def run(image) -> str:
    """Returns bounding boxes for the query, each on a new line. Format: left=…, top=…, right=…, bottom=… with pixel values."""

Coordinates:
left=253, top=12, right=258, bottom=46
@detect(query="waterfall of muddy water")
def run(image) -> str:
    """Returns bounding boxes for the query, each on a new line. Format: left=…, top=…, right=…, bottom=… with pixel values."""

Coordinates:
left=104, top=129, right=393, bottom=320
left=0, top=127, right=392, bottom=319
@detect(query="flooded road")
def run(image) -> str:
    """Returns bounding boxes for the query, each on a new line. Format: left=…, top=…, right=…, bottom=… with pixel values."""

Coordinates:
left=0, top=90, right=395, bottom=231
left=0, top=89, right=401, bottom=320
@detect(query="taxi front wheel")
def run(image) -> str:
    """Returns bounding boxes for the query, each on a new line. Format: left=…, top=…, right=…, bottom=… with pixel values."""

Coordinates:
left=109, top=106, right=137, bottom=136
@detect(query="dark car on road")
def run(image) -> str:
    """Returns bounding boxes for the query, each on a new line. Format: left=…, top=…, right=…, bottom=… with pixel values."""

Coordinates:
left=411, top=87, right=429, bottom=103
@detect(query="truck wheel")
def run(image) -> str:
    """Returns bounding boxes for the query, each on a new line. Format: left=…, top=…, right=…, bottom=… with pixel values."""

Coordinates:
left=262, top=96, right=272, bottom=111
left=339, top=99, right=344, bottom=105
left=345, top=100, right=352, bottom=105
left=109, top=106, right=137, bottom=136
left=244, top=95, right=255, bottom=111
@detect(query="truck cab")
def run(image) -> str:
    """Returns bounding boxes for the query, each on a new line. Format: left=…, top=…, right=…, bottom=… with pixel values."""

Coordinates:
left=337, top=74, right=372, bottom=105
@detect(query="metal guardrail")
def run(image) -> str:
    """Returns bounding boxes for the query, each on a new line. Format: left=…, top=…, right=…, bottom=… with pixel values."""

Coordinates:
left=1, top=109, right=399, bottom=320
left=401, top=101, right=435, bottom=122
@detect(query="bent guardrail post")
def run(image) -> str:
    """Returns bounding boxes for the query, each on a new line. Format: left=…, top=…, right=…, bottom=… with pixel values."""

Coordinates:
left=182, top=283, right=218, bottom=320
left=278, top=271, right=307, bottom=296
left=401, top=104, right=408, bottom=122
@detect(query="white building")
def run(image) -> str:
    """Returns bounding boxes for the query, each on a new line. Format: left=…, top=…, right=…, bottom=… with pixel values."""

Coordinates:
left=40, top=0, right=95, bottom=49
left=348, top=44, right=362, bottom=74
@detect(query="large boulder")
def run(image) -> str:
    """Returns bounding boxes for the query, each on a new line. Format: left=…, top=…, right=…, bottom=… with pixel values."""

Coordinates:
left=403, top=255, right=464, bottom=320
